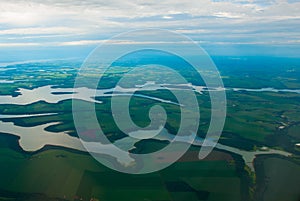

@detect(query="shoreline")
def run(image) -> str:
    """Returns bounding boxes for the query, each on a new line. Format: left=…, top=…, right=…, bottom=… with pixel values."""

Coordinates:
left=0, top=129, right=293, bottom=174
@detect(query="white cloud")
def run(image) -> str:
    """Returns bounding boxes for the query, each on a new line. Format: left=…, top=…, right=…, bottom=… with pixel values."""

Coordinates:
left=58, top=40, right=105, bottom=46
left=162, top=16, right=173, bottom=19
left=213, top=12, right=246, bottom=18
left=0, top=0, right=299, bottom=47
left=0, top=27, right=83, bottom=35
left=0, top=42, right=40, bottom=47
left=1, top=37, right=299, bottom=48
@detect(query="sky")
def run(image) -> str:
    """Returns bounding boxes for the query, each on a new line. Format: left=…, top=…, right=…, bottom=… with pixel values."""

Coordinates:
left=0, top=0, right=299, bottom=60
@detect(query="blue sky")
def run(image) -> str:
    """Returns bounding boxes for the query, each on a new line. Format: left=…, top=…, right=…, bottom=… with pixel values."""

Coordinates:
left=0, top=0, right=299, bottom=60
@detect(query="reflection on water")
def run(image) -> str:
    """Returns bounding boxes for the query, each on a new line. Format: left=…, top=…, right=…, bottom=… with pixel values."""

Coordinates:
left=0, top=120, right=135, bottom=166
left=0, top=84, right=295, bottom=171
left=0, top=117, right=291, bottom=171
left=0, top=85, right=182, bottom=105
left=1, top=84, right=299, bottom=106
left=232, top=87, right=300, bottom=94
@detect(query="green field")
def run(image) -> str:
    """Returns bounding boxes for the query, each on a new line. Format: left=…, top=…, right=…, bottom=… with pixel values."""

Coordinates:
left=254, top=156, right=300, bottom=201
left=0, top=134, right=250, bottom=201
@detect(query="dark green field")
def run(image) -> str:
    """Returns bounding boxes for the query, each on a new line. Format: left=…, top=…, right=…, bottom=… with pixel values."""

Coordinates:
left=255, top=155, right=300, bottom=201
left=0, top=134, right=250, bottom=201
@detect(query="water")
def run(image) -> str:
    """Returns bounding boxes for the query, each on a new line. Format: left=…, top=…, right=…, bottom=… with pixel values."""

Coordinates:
left=0, top=116, right=291, bottom=171
left=0, top=85, right=182, bottom=105
left=0, top=84, right=295, bottom=171
left=232, top=87, right=300, bottom=94
left=0, top=120, right=135, bottom=166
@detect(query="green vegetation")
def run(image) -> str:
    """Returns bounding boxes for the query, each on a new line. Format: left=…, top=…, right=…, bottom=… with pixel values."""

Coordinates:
left=254, top=156, right=300, bottom=201
left=1, top=87, right=300, bottom=154
left=1, top=56, right=300, bottom=201
left=0, top=134, right=250, bottom=201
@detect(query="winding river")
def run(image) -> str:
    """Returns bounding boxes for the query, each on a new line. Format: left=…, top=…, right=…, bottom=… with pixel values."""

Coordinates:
left=0, top=84, right=296, bottom=171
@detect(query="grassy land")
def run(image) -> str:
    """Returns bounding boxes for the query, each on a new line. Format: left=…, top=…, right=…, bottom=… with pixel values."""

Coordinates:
left=1, top=57, right=300, bottom=201
left=254, top=155, right=300, bottom=201
left=0, top=134, right=251, bottom=201
left=1, top=88, right=300, bottom=154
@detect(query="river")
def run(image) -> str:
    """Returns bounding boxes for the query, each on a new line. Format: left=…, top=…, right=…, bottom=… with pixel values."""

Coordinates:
left=0, top=84, right=296, bottom=171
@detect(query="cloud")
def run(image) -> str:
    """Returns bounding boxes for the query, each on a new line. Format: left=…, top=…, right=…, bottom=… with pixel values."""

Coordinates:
left=0, top=0, right=299, bottom=49
left=162, top=16, right=173, bottom=19
left=58, top=40, right=105, bottom=46
left=1, top=38, right=299, bottom=48
left=213, top=12, right=246, bottom=18
left=0, top=42, right=40, bottom=47
left=0, top=27, right=83, bottom=35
